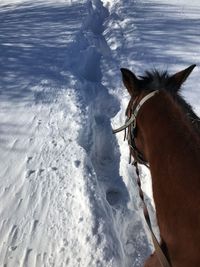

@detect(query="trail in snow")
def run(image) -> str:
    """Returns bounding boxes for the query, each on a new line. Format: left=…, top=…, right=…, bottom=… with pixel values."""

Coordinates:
left=65, top=1, right=151, bottom=266
left=0, top=1, right=100, bottom=266
left=0, top=0, right=151, bottom=266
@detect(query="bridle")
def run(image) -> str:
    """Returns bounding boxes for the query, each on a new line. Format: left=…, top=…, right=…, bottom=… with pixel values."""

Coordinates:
left=113, top=90, right=159, bottom=167
left=112, top=89, right=172, bottom=267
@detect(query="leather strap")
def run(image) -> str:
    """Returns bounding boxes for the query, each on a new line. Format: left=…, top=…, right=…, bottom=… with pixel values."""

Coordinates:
left=112, top=90, right=159, bottom=134
left=132, top=90, right=159, bottom=119
left=134, top=162, right=171, bottom=267
left=151, top=232, right=171, bottom=267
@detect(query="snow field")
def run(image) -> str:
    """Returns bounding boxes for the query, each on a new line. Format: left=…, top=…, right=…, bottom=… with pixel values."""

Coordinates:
left=0, top=0, right=200, bottom=266
left=0, top=0, right=151, bottom=266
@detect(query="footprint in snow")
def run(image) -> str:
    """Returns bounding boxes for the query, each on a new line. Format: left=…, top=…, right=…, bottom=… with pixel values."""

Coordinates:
left=74, top=160, right=81, bottom=167
left=27, top=170, right=36, bottom=177
left=52, top=140, right=57, bottom=147
left=106, top=190, right=121, bottom=206
left=27, top=156, right=33, bottom=164
left=9, top=245, right=17, bottom=251
left=39, top=169, right=45, bottom=175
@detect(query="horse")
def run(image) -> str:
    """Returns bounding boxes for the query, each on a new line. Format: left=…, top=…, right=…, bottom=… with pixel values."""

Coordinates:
left=116, top=65, right=200, bottom=267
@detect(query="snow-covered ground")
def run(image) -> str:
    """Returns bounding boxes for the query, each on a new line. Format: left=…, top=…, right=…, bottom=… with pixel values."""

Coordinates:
left=0, top=0, right=200, bottom=266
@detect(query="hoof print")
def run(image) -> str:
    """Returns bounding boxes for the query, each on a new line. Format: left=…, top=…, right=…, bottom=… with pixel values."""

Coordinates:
left=106, top=190, right=121, bottom=206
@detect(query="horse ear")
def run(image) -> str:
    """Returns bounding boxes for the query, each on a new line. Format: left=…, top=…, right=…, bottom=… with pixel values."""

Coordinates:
left=169, top=64, right=196, bottom=90
left=120, top=68, right=140, bottom=96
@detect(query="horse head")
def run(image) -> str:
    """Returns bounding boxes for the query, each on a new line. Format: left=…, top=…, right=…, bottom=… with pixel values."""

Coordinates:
left=117, top=65, right=197, bottom=164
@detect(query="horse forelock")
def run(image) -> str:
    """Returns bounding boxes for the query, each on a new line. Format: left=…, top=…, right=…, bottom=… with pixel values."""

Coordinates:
left=139, top=70, right=173, bottom=91
left=136, top=69, right=200, bottom=133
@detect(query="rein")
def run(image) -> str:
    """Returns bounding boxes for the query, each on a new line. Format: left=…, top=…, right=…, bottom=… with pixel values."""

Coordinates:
left=112, top=90, right=171, bottom=267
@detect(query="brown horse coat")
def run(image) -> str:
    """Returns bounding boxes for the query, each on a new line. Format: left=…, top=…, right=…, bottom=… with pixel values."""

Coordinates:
left=121, top=65, right=200, bottom=267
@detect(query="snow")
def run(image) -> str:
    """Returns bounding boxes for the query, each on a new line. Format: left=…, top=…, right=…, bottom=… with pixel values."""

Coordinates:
left=0, top=0, right=200, bottom=266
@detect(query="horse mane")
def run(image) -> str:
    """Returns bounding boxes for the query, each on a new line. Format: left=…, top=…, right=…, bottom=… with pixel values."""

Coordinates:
left=139, top=69, right=200, bottom=133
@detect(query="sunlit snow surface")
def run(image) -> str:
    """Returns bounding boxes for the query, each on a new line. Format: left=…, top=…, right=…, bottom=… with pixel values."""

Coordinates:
left=0, top=0, right=200, bottom=266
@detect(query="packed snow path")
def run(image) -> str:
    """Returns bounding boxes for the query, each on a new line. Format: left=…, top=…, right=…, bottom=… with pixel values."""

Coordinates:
left=0, top=0, right=200, bottom=266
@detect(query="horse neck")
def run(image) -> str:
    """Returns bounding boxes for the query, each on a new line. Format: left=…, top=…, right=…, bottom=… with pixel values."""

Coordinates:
left=136, top=91, right=200, bottom=169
